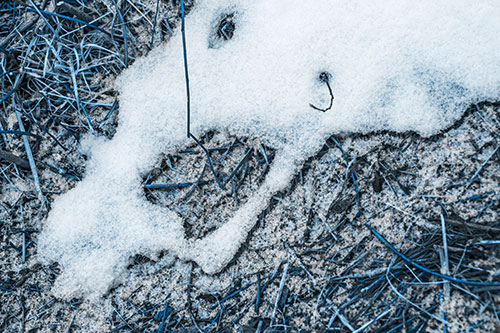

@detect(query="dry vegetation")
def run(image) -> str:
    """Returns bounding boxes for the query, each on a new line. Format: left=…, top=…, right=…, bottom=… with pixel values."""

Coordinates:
left=1, top=0, right=499, bottom=332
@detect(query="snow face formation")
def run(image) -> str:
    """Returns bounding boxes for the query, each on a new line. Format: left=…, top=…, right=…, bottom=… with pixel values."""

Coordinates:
left=39, top=0, right=500, bottom=297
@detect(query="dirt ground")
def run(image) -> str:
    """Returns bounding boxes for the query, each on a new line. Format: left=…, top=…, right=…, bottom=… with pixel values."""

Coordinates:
left=1, top=1, right=499, bottom=332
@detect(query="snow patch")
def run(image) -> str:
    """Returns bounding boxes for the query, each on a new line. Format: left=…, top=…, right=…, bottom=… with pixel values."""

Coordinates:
left=39, top=0, right=500, bottom=297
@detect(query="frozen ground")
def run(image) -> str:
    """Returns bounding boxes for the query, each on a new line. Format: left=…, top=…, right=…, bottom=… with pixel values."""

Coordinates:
left=39, top=0, right=500, bottom=298
left=0, top=0, right=499, bottom=332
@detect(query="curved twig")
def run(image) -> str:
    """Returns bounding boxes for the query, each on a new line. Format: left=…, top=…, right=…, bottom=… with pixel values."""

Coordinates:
left=310, top=72, right=334, bottom=112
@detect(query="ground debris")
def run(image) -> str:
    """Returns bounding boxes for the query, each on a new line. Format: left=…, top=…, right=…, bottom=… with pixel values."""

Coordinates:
left=1, top=0, right=499, bottom=331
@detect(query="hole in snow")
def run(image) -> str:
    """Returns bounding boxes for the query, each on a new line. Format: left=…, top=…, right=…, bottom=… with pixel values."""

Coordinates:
left=209, top=12, right=237, bottom=48
left=318, top=71, right=332, bottom=83
left=217, top=14, right=235, bottom=40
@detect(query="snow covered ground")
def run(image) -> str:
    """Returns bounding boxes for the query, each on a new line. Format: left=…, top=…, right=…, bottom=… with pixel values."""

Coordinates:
left=39, top=0, right=500, bottom=298
left=1, top=0, right=499, bottom=331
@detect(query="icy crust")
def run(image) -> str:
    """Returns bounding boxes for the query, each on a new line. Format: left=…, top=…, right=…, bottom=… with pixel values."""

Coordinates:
left=39, top=0, right=500, bottom=297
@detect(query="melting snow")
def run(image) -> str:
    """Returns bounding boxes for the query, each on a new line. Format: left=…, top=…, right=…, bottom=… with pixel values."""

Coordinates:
left=39, top=0, right=500, bottom=297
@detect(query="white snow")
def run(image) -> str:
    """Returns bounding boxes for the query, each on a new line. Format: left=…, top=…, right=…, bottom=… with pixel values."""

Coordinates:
left=39, top=0, right=500, bottom=298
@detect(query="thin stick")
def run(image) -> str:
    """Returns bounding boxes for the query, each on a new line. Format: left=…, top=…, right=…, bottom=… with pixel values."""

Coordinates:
left=328, top=305, right=355, bottom=331
left=111, top=0, right=128, bottom=67
left=189, top=133, right=224, bottom=190
left=428, top=217, right=500, bottom=233
left=179, top=0, right=224, bottom=190
left=0, top=149, right=31, bottom=169
left=150, top=0, right=160, bottom=49
left=440, top=214, right=450, bottom=301
left=180, top=0, right=190, bottom=138
left=24, top=7, right=110, bottom=35
left=270, top=257, right=289, bottom=327
left=14, top=101, right=45, bottom=208
left=310, top=72, right=334, bottom=112
left=283, top=239, right=316, bottom=286
left=467, top=145, right=499, bottom=186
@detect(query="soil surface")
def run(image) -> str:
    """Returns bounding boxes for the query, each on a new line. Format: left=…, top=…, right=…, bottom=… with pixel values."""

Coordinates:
left=1, top=1, right=499, bottom=332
